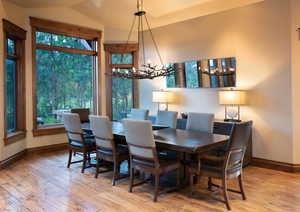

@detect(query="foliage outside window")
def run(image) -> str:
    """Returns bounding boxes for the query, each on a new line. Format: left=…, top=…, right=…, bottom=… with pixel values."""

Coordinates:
left=112, top=68, right=133, bottom=120
left=31, top=17, right=101, bottom=136
left=104, top=44, right=138, bottom=121
left=3, top=20, right=27, bottom=145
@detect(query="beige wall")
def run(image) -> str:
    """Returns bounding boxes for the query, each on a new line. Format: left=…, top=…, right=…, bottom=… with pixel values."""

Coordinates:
left=141, top=0, right=295, bottom=163
left=291, top=0, right=300, bottom=164
left=0, top=0, right=104, bottom=161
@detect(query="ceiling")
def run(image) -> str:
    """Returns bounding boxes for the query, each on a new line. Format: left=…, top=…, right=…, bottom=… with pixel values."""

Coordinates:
left=8, top=0, right=265, bottom=29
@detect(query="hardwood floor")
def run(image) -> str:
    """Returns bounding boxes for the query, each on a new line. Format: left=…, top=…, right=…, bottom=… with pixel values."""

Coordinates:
left=1, top=150, right=300, bottom=212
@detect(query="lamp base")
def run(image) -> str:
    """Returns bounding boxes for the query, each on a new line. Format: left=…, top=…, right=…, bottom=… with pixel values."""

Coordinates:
left=224, top=119, right=242, bottom=123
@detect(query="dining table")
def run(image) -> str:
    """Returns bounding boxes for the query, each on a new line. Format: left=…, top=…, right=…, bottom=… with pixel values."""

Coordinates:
left=82, top=121, right=229, bottom=154
left=82, top=121, right=229, bottom=186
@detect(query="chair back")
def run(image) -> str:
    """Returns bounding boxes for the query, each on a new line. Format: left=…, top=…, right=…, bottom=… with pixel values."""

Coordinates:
left=62, top=113, right=84, bottom=143
left=129, top=108, right=149, bottom=120
left=123, top=119, right=157, bottom=160
left=225, top=122, right=253, bottom=170
left=89, top=115, right=114, bottom=150
left=186, top=112, right=214, bottom=133
left=156, top=110, right=178, bottom=128
left=71, top=108, right=90, bottom=123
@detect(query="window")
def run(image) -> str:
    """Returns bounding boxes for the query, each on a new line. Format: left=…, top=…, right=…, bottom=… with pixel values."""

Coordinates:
left=30, top=17, right=102, bottom=136
left=3, top=20, right=27, bottom=145
left=104, top=44, right=139, bottom=120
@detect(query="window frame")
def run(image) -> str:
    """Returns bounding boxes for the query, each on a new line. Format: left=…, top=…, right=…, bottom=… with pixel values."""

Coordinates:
left=30, top=17, right=102, bottom=137
left=2, top=19, right=27, bottom=145
left=104, top=43, right=139, bottom=120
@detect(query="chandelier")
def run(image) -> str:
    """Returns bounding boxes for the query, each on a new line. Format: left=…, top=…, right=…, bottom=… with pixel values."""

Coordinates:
left=110, top=0, right=175, bottom=80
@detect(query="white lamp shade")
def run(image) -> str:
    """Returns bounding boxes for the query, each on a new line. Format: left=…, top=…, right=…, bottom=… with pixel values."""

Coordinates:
left=153, top=91, right=171, bottom=103
left=219, top=90, right=247, bottom=105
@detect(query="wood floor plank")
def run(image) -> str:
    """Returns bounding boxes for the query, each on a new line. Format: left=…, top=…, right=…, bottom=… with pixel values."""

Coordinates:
left=1, top=150, right=300, bottom=212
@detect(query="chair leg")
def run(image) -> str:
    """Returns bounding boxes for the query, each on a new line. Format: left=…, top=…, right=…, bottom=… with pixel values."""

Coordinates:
left=88, top=152, right=91, bottom=164
left=127, top=160, right=130, bottom=174
left=222, top=177, right=231, bottom=210
left=176, top=168, right=180, bottom=187
left=81, top=152, right=87, bottom=174
left=208, top=177, right=213, bottom=190
left=67, top=149, right=72, bottom=168
left=153, top=174, right=160, bottom=202
left=95, top=154, right=100, bottom=178
left=129, top=167, right=134, bottom=193
left=189, top=173, right=195, bottom=196
left=112, top=161, right=118, bottom=186
left=238, top=174, right=246, bottom=200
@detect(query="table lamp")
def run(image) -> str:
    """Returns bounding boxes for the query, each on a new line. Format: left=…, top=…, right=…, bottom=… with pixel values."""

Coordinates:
left=219, top=90, right=247, bottom=122
left=152, top=90, right=172, bottom=111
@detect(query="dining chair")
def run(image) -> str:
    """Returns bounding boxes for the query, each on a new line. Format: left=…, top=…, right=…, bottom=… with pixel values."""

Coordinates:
left=123, top=119, right=181, bottom=202
left=89, top=115, right=130, bottom=186
left=155, top=110, right=178, bottom=128
left=128, top=108, right=149, bottom=120
left=186, top=112, right=214, bottom=133
left=188, top=121, right=253, bottom=210
left=62, top=113, right=96, bottom=173
left=71, top=108, right=90, bottom=123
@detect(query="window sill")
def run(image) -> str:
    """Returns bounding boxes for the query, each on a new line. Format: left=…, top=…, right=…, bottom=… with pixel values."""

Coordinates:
left=33, top=124, right=66, bottom=137
left=4, top=131, right=27, bottom=146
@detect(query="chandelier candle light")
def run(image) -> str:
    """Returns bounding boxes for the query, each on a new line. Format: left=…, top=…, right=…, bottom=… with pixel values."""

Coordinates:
left=109, top=0, right=175, bottom=79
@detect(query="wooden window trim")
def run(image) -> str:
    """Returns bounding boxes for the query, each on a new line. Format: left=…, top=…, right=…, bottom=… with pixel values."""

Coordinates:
left=3, top=19, right=27, bottom=145
left=104, top=43, right=139, bottom=120
left=30, top=17, right=102, bottom=137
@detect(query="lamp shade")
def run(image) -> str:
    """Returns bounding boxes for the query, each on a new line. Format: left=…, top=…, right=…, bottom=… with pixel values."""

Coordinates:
left=152, top=91, right=171, bottom=103
left=219, top=90, right=247, bottom=105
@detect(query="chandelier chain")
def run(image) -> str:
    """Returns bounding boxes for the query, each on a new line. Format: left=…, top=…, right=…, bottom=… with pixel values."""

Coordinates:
left=122, top=15, right=136, bottom=64
left=144, top=14, right=164, bottom=67
left=108, top=0, right=176, bottom=79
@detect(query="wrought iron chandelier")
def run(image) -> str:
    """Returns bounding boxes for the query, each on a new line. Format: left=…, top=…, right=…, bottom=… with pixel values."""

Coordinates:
left=111, top=0, right=175, bottom=80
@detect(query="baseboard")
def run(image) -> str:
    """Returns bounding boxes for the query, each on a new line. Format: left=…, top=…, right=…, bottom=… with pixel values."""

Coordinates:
left=27, top=143, right=68, bottom=155
left=0, top=150, right=27, bottom=170
left=0, top=143, right=68, bottom=169
left=251, top=157, right=300, bottom=173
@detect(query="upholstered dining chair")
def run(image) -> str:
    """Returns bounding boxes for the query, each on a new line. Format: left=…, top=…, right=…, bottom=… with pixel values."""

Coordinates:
left=186, top=112, right=214, bottom=133
left=71, top=108, right=90, bottom=123
left=128, top=108, right=149, bottom=120
left=188, top=121, right=253, bottom=210
left=62, top=113, right=96, bottom=173
left=123, top=119, right=181, bottom=202
left=89, top=115, right=130, bottom=186
left=155, top=110, right=178, bottom=128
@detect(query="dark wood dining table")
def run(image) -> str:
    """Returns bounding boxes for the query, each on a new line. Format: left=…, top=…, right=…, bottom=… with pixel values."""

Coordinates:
left=82, top=121, right=229, bottom=154
left=82, top=121, right=229, bottom=185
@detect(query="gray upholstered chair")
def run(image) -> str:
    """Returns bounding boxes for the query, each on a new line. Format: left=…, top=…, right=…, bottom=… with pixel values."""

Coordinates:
left=188, top=122, right=253, bottom=210
left=123, top=119, right=181, bottom=202
left=89, top=115, right=130, bottom=186
left=128, top=108, right=149, bottom=120
left=186, top=112, right=214, bottom=133
left=62, top=113, right=95, bottom=173
left=155, top=110, right=178, bottom=128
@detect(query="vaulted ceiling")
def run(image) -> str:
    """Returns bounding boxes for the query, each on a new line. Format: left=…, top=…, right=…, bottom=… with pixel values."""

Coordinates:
left=8, top=0, right=264, bottom=29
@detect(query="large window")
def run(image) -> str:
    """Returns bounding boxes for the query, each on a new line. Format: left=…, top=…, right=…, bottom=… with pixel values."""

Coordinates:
left=31, top=17, right=102, bottom=136
left=104, top=44, right=139, bottom=120
left=3, top=20, right=27, bottom=145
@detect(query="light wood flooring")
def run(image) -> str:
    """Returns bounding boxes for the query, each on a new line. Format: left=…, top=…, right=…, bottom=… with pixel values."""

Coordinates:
left=1, top=150, right=300, bottom=212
